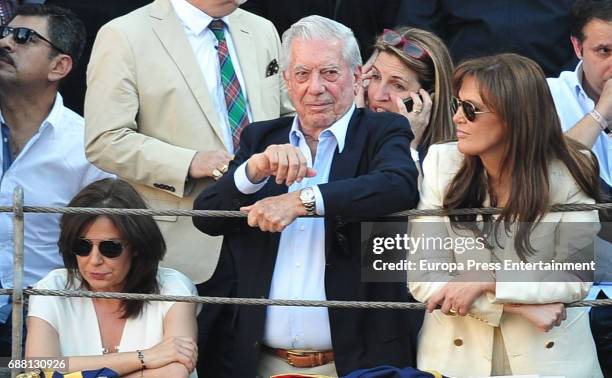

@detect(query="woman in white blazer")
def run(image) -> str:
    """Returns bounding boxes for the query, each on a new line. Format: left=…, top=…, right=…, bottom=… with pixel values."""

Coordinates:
left=409, top=53, right=603, bottom=377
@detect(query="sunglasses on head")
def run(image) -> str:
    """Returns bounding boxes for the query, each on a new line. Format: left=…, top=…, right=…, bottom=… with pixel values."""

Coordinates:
left=451, top=96, right=493, bottom=122
left=380, top=29, right=429, bottom=61
left=0, top=26, right=67, bottom=54
left=72, top=238, right=126, bottom=259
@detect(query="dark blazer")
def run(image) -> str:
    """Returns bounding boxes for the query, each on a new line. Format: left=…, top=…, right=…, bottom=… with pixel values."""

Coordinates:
left=395, top=0, right=577, bottom=77
left=240, top=0, right=400, bottom=61
left=193, top=108, right=420, bottom=377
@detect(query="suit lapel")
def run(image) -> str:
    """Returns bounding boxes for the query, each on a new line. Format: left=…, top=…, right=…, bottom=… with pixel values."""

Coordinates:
left=149, top=0, right=227, bottom=144
left=325, top=109, right=367, bottom=257
left=228, top=10, right=264, bottom=121
left=329, top=108, right=367, bottom=182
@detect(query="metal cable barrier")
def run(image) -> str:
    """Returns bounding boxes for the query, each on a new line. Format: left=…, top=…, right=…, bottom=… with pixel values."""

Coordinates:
left=0, top=289, right=609, bottom=309
left=2, top=187, right=612, bottom=377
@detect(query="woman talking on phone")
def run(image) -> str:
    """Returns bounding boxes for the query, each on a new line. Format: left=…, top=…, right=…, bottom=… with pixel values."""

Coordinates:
left=357, top=27, right=455, bottom=166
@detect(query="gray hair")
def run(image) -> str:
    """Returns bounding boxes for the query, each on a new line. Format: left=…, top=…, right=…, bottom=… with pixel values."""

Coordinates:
left=280, top=15, right=362, bottom=72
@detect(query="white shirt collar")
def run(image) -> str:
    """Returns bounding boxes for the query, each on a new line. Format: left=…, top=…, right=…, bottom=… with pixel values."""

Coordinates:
left=290, top=104, right=356, bottom=153
left=170, top=0, right=232, bottom=36
left=0, top=93, right=64, bottom=137
left=572, top=60, right=590, bottom=100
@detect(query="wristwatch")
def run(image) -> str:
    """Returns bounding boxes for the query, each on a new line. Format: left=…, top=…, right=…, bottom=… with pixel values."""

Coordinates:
left=299, top=187, right=316, bottom=215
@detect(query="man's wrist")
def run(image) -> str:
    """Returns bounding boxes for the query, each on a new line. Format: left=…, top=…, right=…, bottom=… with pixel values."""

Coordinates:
left=590, top=108, right=611, bottom=132
left=245, top=160, right=267, bottom=184
left=187, top=153, right=199, bottom=179
left=291, top=191, right=308, bottom=216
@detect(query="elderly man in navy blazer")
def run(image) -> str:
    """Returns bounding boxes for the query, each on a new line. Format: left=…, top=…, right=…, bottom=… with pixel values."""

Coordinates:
left=193, top=15, right=420, bottom=377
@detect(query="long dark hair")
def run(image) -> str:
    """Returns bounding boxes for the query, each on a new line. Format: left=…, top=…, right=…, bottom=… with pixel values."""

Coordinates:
left=58, top=178, right=166, bottom=318
left=444, top=53, right=601, bottom=260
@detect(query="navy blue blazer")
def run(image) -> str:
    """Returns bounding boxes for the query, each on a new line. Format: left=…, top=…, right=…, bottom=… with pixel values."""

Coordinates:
left=395, top=0, right=577, bottom=77
left=193, top=108, right=420, bottom=377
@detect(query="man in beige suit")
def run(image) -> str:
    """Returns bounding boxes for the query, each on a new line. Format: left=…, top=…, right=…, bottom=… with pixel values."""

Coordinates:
left=84, top=0, right=293, bottom=284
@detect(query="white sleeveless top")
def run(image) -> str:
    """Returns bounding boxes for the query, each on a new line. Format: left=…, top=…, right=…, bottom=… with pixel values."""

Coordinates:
left=28, top=267, right=199, bottom=377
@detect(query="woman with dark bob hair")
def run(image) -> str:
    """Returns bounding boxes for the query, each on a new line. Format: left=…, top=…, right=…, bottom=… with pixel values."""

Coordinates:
left=26, top=178, right=199, bottom=378
left=409, top=54, right=603, bottom=377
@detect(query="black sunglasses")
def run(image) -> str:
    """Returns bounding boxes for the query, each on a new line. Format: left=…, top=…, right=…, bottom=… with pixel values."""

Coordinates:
left=0, top=26, right=67, bottom=54
left=73, top=238, right=126, bottom=259
left=451, top=96, right=493, bottom=122
left=380, top=29, right=429, bottom=61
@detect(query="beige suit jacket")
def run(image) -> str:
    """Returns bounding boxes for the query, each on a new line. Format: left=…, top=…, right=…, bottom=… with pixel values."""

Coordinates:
left=408, top=143, right=603, bottom=377
left=84, top=0, right=293, bottom=283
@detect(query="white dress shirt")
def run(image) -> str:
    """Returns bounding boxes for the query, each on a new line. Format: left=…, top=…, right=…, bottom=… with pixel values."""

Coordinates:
left=170, top=0, right=253, bottom=154
left=547, top=61, right=612, bottom=186
left=0, top=94, right=113, bottom=321
left=547, top=62, right=612, bottom=299
left=234, top=105, right=355, bottom=350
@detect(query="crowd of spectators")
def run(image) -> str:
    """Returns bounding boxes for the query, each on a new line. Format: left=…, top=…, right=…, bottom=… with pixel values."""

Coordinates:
left=0, top=0, right=610, bottom=377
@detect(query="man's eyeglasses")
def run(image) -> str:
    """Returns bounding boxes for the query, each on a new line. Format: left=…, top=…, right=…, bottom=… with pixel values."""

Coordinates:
left=451, top=96, right=493, bottom=122
left=380, top=29, right=429, bottom=61
left=72, top=238, right=126, bottom=259
left=0, top=26, right=67, bottom=54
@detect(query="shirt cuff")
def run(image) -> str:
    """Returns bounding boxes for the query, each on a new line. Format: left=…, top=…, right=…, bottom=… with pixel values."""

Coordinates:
left=410, top=147, right=419, bottom=163
left=313, top=185, right=325, bottom=216
left=234, top=161, right=268, bottom=194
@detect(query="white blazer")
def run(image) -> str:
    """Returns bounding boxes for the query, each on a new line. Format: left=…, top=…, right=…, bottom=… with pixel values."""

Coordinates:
left=409, top=142, right=603, bottom=378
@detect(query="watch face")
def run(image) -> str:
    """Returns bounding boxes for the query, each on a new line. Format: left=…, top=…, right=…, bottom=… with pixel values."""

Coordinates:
left=300, top=187, right=315, bottom=201
left=300, top=187, right=316, bottom=214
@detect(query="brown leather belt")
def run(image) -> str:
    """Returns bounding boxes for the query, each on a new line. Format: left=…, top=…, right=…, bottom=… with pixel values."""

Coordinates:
left=263, top=346, right=334, bottom=368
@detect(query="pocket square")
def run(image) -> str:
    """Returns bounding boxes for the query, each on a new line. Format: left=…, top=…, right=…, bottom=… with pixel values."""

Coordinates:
left=266, top=59, right=279, bottom=77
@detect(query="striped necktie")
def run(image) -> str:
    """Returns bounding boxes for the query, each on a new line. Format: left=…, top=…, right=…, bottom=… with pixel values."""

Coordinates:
left=0, top=0, right=14, bottom=26
left=209, top=19, right=249, bottom=151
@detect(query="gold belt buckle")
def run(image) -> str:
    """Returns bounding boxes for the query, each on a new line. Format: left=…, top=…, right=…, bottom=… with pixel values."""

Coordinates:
left=285, top=349, right=308, bottom=366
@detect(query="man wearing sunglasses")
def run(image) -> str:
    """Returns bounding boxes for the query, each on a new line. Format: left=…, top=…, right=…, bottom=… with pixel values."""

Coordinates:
left=547, top=1, right=612, bottom=375
left=0, top=4, right=112, bottom=356
left=194, top=15, right=419, bottom=378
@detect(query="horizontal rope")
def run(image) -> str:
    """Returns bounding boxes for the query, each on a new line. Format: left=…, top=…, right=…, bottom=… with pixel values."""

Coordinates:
left=0, top=202, right=611, bottom=218
left=0, top=288, right=609, bottom=309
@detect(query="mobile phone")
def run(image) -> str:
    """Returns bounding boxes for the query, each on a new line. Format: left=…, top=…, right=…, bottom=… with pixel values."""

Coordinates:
left=403, top=90, right=434, bottom=112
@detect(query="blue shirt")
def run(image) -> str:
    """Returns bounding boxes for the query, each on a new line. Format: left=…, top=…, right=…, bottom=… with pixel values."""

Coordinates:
left=547, top=61, right=612, bottom=187
left=1, top=123, right=11, bottom=174
left=234, top=105, right=355, bottom=349
left=547, top=62, right=612, bottom=299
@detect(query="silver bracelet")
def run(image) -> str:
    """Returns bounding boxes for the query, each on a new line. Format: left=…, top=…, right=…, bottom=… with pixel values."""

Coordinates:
left=589, top=109, right=610, bottom=132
